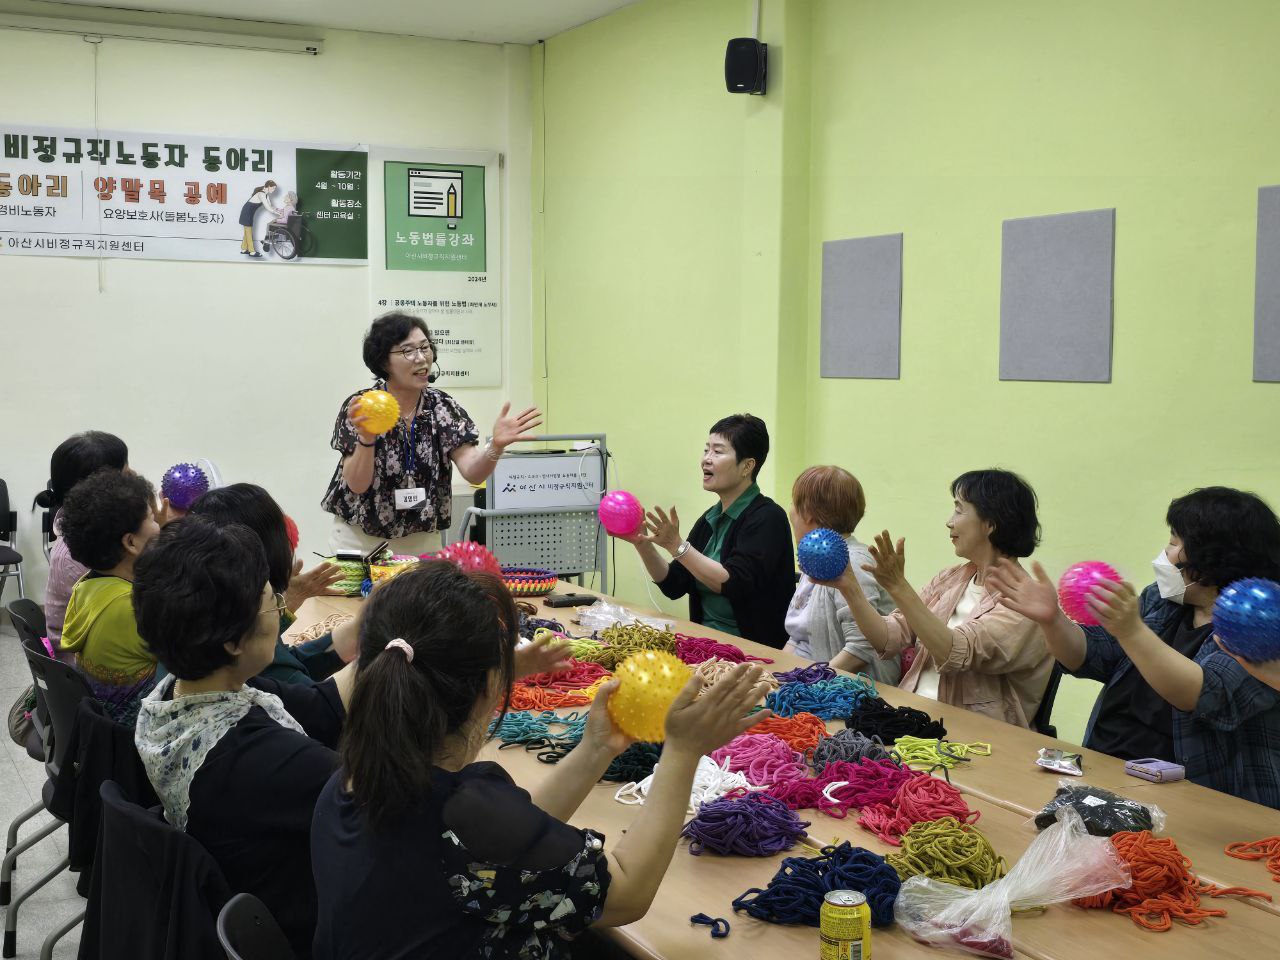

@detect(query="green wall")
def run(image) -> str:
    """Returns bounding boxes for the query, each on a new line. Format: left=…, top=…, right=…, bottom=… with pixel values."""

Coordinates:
left=535, top=0, right=1280, bottom=744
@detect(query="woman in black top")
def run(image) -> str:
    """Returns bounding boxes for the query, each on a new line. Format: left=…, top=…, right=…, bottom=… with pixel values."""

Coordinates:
left=614, top=413, right=795, bottom=647
left=321, top=312, right=543, bottom=556
left=311, top=561, right=771, bottom=960
left=132, top=516, right=358, bottom=958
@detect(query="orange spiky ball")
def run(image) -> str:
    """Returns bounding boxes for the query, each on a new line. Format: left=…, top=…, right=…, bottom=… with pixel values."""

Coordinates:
left=355, top=390, right=400, bottom=436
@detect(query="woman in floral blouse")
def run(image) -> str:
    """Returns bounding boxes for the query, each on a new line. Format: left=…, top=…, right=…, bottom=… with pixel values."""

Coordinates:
left=321, top=312, right=543, bottom=555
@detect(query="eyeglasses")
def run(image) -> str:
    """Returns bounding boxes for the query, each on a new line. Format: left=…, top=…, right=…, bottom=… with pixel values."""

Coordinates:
left=394, top=344, right=434, bottom=362
left=261, top=592, right=288, bottom=619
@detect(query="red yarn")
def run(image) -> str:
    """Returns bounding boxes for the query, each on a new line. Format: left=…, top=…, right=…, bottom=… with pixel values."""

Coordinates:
left=520, top=659, right=611, bottom=690
left=823, top=758, right=920, bottom=808
left=857, top=775, right=978, bottom=845
left=675, top=634, right=775, bottom=665
left=1074, top=831, right=1271, bottom=931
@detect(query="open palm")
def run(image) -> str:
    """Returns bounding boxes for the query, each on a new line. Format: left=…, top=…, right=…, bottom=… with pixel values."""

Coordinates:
left=987, top=559, right=1060, bottom=626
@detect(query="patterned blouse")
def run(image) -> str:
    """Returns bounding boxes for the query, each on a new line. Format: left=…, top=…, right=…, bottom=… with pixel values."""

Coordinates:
left=321, top=382, right=479, bottom=539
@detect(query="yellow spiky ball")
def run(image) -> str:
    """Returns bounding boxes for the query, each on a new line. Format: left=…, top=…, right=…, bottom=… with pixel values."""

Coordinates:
left=354, top=389, right=400, bottom=436
left=607, top=650, right=692, bottom=743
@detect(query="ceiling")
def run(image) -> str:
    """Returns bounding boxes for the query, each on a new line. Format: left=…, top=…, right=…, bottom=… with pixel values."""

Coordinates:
left=44, top=0, right=641, bottom=43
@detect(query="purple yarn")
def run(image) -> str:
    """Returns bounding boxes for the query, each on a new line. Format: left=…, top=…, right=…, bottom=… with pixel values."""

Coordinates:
left=682, top=792, right=810, bottom=857
left=160, top=462, right=209, bottom=511
left=772, top=662, right=837, bottom=684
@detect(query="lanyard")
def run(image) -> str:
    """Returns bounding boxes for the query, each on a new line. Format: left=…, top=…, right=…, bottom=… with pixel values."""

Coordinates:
left=400, top=392, right=423, bottom=477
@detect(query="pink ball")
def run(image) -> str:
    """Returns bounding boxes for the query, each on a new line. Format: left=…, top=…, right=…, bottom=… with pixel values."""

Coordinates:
left=430, top=541, right=502, bottom=577
left=598, top=491, right=644, bottom=537
left=1058, top=561, right=1122, bottom=626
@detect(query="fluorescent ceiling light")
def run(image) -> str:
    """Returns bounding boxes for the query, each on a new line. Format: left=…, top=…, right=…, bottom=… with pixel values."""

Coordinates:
left=0, top=0, right=323, bottom=54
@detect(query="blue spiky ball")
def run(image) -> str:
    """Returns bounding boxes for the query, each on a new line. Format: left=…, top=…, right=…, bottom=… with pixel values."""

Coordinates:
left=1213, top=578, right=1280, bottom=663
left=797, top=527, right=850, bottom=582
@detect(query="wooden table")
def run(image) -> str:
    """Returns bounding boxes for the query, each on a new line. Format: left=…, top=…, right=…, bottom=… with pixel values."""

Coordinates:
left=287, top=587, right=1280, bottom=959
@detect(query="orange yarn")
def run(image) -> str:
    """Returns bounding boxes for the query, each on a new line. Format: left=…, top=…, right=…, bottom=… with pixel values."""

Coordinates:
left=748, top=712, right=828, bottom=753
left=1225, top=837, right=1280, bottom=883
left=1073, top=831, right=1271, bottom=931
left=508, top=678, right=607, bottom=710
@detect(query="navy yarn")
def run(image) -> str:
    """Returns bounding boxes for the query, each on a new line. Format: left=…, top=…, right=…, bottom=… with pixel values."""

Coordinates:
left=689, top=914, right=731, bottom=939
left=731, top=841, right=901, bottom=928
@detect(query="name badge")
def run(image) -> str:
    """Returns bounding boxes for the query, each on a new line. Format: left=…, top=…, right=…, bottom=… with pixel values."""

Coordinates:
left=394, top=487, right=427, bottom=511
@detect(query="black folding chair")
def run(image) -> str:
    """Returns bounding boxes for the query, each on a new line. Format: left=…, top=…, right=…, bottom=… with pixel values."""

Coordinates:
left=1032, top=662, right=1064, bottom=739
left=0, top=479, right=23, bottom=603
left=1, top=633, right=92, bottom=957
left=216, top=893, right=297, bottom=960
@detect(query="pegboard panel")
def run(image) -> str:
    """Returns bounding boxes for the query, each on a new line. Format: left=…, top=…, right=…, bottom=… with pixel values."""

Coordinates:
left=487, top=510, right=601, bottom=575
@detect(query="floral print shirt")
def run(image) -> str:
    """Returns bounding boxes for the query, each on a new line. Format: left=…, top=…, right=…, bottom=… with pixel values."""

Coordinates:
left=321, top=381, right=479, bottom=539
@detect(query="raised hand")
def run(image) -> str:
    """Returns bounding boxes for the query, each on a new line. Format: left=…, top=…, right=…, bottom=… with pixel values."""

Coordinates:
left=491, top=402, right=544, bottom=450
left=863, top=530, right=909, bottom=593
left=642, top=506, right=683, bottom=554
left=987, top=559, right=1061, bottom=626
left=664, top=663, right=772, bottom=756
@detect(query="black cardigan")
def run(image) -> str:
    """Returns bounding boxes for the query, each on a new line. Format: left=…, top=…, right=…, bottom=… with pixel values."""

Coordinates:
left=657, top=493, right=795, bottom=649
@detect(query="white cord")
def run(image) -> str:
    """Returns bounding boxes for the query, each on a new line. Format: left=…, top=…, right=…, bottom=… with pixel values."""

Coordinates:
left=614, top=755, right=753, bottom=816
left=752, top=0, right=761, bottom=39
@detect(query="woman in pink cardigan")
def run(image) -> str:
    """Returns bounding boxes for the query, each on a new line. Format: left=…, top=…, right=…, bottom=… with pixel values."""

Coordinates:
left=818, top=469, right=1052, bottom=728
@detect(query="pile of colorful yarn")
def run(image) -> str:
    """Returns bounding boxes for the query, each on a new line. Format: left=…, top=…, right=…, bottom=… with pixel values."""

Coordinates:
left=732, top=841, right=903, bottom=927
left=509, top=658, right=612, bottom=710
left=1075, top=831, right=1270, bottom=930
left=765, top=672, right=877, bottom=720
left=489, top=709, right=587, bottom=761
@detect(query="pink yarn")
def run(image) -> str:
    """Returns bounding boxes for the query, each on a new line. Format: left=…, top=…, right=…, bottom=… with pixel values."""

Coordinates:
left=712, top=733, right=807, bottom=786
left=824, top=758, right=921, bottom=808
left=675, top=634, right=775, bottom=665
left=857, top=775, right=979, bottom=845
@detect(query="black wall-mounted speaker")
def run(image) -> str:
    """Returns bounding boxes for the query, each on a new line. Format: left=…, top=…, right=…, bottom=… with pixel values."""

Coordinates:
left=725, top=37, right=767, bottom=95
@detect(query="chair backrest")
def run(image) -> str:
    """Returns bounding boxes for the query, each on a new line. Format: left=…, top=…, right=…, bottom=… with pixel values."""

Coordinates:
left=23, top=642, right=93, bottom=777
left=216, top=893, right=297, bottom=960
left=7, top=597, right=46, bottom=646
left=0, top=478, right=13, bottom=540
left=1032, top=661, right=1064, bottom=738
left=83, top=780, right=230, bottom=960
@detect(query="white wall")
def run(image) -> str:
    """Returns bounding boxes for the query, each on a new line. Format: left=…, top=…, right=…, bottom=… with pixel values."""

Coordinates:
left=0, top=27, right=533, bottom=601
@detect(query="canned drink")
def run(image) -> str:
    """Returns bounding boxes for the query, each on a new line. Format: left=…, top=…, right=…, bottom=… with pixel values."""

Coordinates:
left=819, top=889, right=871, bottom=960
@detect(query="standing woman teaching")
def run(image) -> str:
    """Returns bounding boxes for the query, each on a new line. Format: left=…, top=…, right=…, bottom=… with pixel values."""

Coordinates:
left=322, top=312, right=543, bottom=556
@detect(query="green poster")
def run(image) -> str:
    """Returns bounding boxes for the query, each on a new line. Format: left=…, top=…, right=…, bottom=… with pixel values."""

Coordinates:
left=383, top=160, right=486, bottom=272
left=295, top=148, right=368, bottom=260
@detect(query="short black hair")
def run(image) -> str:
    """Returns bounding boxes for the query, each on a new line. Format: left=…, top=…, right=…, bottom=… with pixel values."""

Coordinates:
left=189, top=483, right=294, bottom=594
left=1167, top=487, right=1280, bottom=589
left=951, top=469, right=1041, bottom=558
left=708, top=413, right=770, bottom=481
left=35, top=431, right=129, bottom=513
left=362, top=312, right=433, bottom=379
left=60, top=469, right=155, bottom=571
left=134, top=516, right=270, bottom=681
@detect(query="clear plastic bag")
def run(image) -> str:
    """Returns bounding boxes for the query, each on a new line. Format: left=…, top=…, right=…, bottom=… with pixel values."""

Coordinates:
left=1033, top=779, right=1166, bottom=836
left=575, top=600, right=674, bottom=633
left=894, top=806, right=1131, bottom=959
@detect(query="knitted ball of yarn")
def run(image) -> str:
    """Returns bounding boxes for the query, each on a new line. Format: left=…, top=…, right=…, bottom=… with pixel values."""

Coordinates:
left=1213, top=578, right=1280, bottom=663
left=353, top=389, right=400, bottom=435
left=607, top=650, right=692, bottom=742
left=160, top=462, right=209, bottom=511
left=1058, top=561, right=1123, bottom=626
left=797, top=528, right=850, bottom=582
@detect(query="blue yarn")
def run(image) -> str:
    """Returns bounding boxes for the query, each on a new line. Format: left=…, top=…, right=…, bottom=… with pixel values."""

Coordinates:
left=490, top=710, right=587, bottom=762
left=765, top=674, right=877, bottom=720
left=731, top=841, right=900, bottom=928
left=689, top=914, right=730, bottom=939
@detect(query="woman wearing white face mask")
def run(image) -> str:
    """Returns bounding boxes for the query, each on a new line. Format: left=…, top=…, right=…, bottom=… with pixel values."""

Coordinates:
left=989, top=486, right=1280, bottom=808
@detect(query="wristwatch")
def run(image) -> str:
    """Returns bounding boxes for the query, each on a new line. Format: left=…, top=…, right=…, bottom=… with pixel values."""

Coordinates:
left=672, top=541, right=691, bottom=561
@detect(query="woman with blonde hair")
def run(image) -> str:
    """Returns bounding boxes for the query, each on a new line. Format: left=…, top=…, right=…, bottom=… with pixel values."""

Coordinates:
left=786, top=466, right=899, bottom=681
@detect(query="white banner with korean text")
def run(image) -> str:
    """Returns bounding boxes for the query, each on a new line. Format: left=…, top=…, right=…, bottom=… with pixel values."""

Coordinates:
left=0, top=123, right=368, bottom=264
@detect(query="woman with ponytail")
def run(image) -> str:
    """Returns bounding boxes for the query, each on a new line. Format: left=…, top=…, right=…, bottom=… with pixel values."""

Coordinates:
left=311, top=560, right=772, bottom=960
